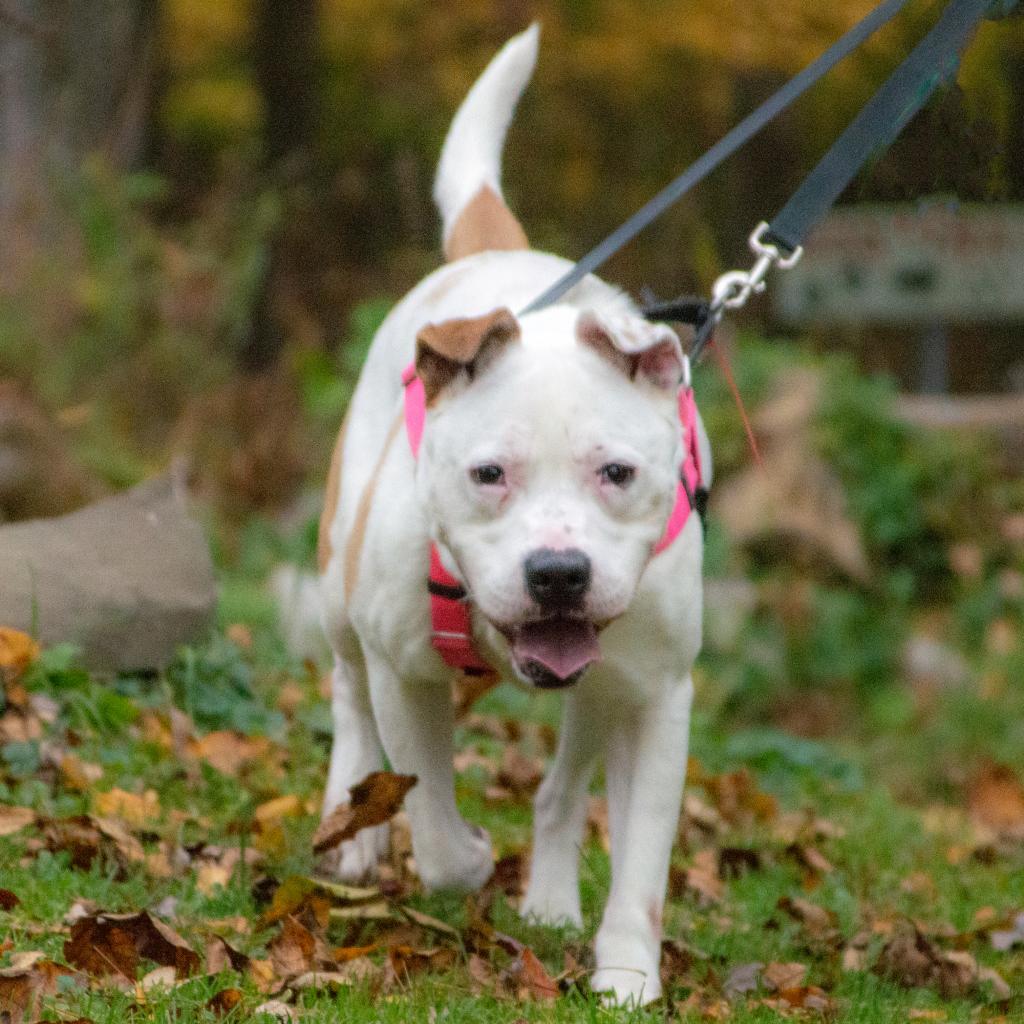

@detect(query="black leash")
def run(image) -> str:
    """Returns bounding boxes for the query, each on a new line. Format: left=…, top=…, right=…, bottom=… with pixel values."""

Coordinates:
left=519, top=0, right=916, bottom=317
left=680, top=0, right=1008, bottom=361
left=518, top=0, right=1017, bottom=365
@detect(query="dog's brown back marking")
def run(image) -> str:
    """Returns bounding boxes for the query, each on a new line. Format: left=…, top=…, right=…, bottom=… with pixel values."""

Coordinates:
left=445, top=185, right=528, bottom=262
left=317, top=408, right=351, bottom=573
left=342, top=413, right=404, bottom=604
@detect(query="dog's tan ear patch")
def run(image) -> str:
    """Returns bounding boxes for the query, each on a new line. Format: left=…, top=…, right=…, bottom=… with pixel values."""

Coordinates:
left=577, top=310, right=685, bottom=390
left=445, top=186, right=529, bottom=262
left=416, top=307, right=520, bottom=402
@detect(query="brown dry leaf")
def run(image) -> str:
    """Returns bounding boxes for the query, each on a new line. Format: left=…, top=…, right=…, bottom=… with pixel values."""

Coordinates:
left=386, top=945, right=457, bottom=986
left=252, top=998, right=296, bottom=1022
left=468, top=953, right=500, bottom=996
left=0, top=805, right=35, bottom=837
left=699, top=767, right=778, bottom=825
left=187, top=731, right=274, bottom=777
left=724, top=961, right=764, bottom=1000
left=502, top=947, right=559, bottom=1002
left=761, top=961, right=808, bottom=992
left=64, top=910, right=200, bottom=979
left=684, top=848, right=724, bottom=905
left=255, top=794, right=303, bottom=826
left=967, top=762, right=1024, bottom=839
left=872, top=921, right=1006, bottom=999
left=497, top=746, right=544, bottom=797
left=777, top=896, right=841, bottom=948
left=268, top=916, right=330, bottom=981
left=453, top=671, right=499, bottom=721
left=205, top=935, right=251, bottom=974
left=762, top=984, right=838, bottom=1013
left=0, top=888, right=19, bottom=910
left=487, top=852, right=525, bottom=899
left=259, top=877, right=332, bottom=930
left=0, top=628, right=39, bottom=682
left=59, top=754, right=104, bottom=793
left=207, top=987, right=244, bottom=1015
left=676, top=990, right=733, bottom=1019
left=39, top=815, right=145, bottom=872
left=93, top=788, right=161, bottom=829
left=0, top=954, right=79, bottom=1024
left=290, top=959, right=381, bottom=991
left=312, top=771, right=417, bottom=853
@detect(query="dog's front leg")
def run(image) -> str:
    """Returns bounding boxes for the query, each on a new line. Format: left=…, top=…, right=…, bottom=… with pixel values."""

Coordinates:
left=520, top=689, right=606, bottom=927
left=363, top=647, right=493, bottom=893
left=592, top=673, right=693, bottom=1006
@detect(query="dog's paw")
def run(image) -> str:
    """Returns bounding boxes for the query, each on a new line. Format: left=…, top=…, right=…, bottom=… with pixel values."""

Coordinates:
left=591, top=966, right=661, bottom=1007
left=519, top=887, right=582, bottom=929
left=416, top=823, right=493, bottom=893
left=326, top=823, right=389, bottom=884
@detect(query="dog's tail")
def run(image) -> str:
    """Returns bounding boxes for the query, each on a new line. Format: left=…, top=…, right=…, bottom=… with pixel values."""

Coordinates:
left=434, top=24, right=538, bottom=262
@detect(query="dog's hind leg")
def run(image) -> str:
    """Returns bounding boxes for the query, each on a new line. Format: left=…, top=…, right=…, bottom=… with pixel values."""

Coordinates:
left=520, top=688, right=606, bottom=928
left=363, top=647, right=493, bottom=893
left=592, top=674, right=694, bottom=1006
left=321, top=637, right=389, bottom=882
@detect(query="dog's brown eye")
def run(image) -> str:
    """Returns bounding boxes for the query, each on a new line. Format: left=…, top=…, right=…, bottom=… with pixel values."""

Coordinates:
left=600, top=463, right=635, bottom=487
left=471, top=464, right=505, bottom=486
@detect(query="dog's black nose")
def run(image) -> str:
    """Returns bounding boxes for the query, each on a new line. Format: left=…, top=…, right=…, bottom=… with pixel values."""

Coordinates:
left=524, top=548, right=591, bottom=609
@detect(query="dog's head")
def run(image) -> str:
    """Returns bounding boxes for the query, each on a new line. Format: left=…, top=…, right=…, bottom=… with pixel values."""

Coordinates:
left=415, top=304, right=686, bottom=689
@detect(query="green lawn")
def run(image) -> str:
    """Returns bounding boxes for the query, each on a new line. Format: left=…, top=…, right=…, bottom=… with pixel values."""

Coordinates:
left=3, top=623, right=1023, bottom=1024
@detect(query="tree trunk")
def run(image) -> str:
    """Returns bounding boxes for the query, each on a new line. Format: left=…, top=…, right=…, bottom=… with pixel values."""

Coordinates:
left=0, top=0, right=160, bottom=276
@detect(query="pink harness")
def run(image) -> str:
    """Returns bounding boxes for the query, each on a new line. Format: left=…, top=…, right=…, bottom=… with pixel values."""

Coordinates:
left=401, top=361, right=704, bottom=676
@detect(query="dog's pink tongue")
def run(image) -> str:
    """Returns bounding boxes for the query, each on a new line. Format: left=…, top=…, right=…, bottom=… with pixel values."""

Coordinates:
left=512, top=619, right=601, bottom=680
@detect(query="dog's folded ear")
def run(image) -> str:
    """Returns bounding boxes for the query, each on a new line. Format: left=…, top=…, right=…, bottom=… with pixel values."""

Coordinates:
left=416, top=307, right=521, bottom=402
left=576, top=310, right=685, bottom=390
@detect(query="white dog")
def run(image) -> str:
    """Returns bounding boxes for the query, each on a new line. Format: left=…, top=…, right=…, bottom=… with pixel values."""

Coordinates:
left=318, top=24, right=711, bottom=1005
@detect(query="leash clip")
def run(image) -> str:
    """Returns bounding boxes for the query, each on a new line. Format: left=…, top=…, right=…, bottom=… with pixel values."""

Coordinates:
left=711, top=221, right=803, bottom=314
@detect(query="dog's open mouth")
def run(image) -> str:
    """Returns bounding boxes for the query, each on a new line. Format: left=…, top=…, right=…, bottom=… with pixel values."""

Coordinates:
left=511, top=617, right=601, bottom=689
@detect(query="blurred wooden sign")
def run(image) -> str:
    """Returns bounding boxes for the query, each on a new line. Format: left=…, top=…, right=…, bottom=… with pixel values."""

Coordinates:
left=775, top=203, right=1024, bottom=324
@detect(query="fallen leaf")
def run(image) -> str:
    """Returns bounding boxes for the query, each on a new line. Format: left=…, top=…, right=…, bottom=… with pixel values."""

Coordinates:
left=255, top=794, right=303, bottom=826
left=497, top=746, right=544, bottom=797
left=724, top=961, right=763, bottom=1000
left=777, top=896, right=841, bottom=948
left=872, top=921, right=1002, bottom=999
left=761, top=961, right=808, bottom=991
left=93, top=788, right=161, bottom=828
left=268, top=916, right=327, bottom=981
left=39, top=815, right=145, bottom=872
left=0, top=805, right=35, bottom=837
left=290, top=960, right=380, bottom=990
left=0, top=628, right=39, bottom=682
left=205, top=935, right=251, bottom=974
left=312, top=771, right=417, bottom=853
left=502, top=947, right=559, bottom=1002
left=0, top=954, right=78, bottom=1024
left=718, top=847, right=762, bottom=878
left=699, top=767, right=777, bottom=825
left=252, top=998, right=296, bottom=1022
left=0, top=889, right=20, bottom=910
left=64, top=910, right=200, bottom=979
left=187, top=731, right=274, bottom=777
left=386, top=945, right=457, bottom=985
left=207, top=987, right=244, bottom=1015
left=684, top=848, right=724, bottom=905
left=968, top=762, right=1024, bottom=839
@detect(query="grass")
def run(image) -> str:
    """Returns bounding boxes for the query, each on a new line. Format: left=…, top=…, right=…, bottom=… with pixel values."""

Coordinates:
left=3, top=613, right=1024, bottom=1024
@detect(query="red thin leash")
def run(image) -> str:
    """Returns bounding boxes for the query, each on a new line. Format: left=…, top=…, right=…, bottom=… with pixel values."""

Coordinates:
left=707, top=339, right=764, bottom=472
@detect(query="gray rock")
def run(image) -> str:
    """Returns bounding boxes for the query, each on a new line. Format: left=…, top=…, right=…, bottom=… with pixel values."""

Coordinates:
left=0, top=472, right=216, bottom=672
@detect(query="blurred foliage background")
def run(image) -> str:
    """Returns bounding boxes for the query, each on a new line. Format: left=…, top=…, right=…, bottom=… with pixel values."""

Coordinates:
left=0, top=0, right=1022, bottom=753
